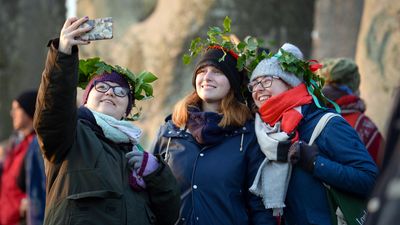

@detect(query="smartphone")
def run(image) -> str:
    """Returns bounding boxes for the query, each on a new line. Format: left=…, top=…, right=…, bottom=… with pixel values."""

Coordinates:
left=79, top=17, right=113, bottom=41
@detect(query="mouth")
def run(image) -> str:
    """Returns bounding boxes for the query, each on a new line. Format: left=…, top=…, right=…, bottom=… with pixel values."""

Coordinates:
left=201, top=83, right=216, bottom=89
left=258, top=95, right=271, bottom=102
left=100, top=99, right=116, bottom=106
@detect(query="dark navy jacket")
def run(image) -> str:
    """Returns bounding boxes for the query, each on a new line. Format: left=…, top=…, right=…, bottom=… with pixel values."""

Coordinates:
left=150, top=118, right=276, bottom=225
left=284, top=103, right=378, bottom=225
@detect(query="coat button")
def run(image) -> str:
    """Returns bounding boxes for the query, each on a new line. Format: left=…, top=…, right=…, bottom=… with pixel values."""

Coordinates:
left=242, top=127, right=247, bottom=130
left=193, top=185, right=198, bottom=189
left=200, top=153, right=204, bottom=157
left=196, top=217, right=199, bottom=221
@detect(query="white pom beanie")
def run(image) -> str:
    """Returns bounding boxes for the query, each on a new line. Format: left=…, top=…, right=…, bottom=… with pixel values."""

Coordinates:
left=250, top=43, right=304, bottom=87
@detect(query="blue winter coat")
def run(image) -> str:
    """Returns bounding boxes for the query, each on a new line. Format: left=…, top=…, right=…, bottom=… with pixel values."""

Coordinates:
left=150, top=117, right=276, bottom=225
left=284, top=103, right=378, bottom=225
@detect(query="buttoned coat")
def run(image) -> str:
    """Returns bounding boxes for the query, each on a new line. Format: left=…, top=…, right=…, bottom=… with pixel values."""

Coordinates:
left=151, top=117, right=276, bottom=225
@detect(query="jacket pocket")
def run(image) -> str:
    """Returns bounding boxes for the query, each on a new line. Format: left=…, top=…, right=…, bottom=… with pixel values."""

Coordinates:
left=144, top=204, right=157, bottom=225
left=67, top=190, right=123, bottom=225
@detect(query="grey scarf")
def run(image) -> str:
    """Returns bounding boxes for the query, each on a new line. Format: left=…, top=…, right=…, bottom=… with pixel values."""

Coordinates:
left=249, top=113, right=292, bottom=216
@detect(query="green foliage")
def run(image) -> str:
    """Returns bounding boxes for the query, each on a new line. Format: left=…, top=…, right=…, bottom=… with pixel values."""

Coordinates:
left=277, top=49, right=327, bottom=105
left=78, top=58, right=158, bottom=120
left=182, top=16, right=267, bottom=75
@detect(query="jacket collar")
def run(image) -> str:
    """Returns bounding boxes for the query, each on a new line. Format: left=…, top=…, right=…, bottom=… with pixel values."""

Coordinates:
left=162, top=114, right=253, bottom=138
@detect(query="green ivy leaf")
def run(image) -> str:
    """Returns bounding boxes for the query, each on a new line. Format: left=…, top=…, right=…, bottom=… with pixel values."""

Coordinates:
left=141, top=83, right=153, bottom=97
left=138, top=71, right=158, bottom=83
left=247, top=37, right=258, bottom=51
left=223, top=16, right=231, bottom=33
left=183, top=54, right=191, bottom=65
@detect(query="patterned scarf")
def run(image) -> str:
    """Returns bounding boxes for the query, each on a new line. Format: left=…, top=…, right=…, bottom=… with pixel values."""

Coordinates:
left=186, top=107, right=232, bottom=145
left=258, top=84, right=312, bottom=142
left=90, top=110, right=142, bottom=144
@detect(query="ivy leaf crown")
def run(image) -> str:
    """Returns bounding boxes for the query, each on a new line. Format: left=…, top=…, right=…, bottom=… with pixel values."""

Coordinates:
left=182, top=16, right=269, bottom=76
left=78, top=57, right=158, bottom=120
left=275, top=48, right=339, bottom=111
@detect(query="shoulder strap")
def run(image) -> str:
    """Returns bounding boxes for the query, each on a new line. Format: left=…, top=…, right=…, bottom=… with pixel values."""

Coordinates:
left=308, top=113, right=340, bottom=145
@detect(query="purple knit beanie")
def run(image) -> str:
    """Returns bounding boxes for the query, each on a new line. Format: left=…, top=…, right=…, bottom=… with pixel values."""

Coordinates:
left=81, top=71, right=133, bottom=116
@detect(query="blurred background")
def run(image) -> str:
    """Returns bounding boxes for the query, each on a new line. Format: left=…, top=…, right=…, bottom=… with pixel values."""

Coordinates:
left=0, top=0, right=399, bottom=147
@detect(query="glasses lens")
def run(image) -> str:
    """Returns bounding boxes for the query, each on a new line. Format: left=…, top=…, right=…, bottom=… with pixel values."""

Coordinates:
left=95, top=82, right=110, bottom=93
left=260, top=78, right=273, bottom=88
left=114, top=87, right=129, bottom=97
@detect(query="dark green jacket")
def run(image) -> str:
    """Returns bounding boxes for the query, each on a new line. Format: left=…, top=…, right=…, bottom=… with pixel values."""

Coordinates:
left=33, top=39, right=180, bottom=225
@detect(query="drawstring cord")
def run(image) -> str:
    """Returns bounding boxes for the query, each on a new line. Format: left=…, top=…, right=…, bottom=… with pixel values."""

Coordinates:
left=240, top=133, right=244, bottom=151
left=164, top=137, right=172, bottom=162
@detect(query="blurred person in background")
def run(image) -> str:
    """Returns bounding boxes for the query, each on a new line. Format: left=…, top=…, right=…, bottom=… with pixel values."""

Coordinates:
left=0, top=90, right=43, bottom=225
left=320, top=58, right=384, bottom=168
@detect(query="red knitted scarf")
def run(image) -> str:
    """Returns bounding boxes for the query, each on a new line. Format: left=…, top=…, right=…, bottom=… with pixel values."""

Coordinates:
left=258, top=84, right=312, bottom=141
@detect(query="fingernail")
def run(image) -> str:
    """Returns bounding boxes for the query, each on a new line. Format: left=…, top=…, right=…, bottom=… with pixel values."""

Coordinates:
left=84, top=16, right=89, bottom=19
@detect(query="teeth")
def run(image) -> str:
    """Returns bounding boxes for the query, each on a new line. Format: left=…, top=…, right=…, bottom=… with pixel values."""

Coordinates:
left=259, top=96, right=269, bottom=101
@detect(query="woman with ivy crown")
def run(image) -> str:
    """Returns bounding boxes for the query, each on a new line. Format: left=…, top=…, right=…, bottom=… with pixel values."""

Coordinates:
left=248, top=43, right=378, bottom=225
left=33, top=17, right=180, bottom=225
left=150, top=39, right=276, bottom=224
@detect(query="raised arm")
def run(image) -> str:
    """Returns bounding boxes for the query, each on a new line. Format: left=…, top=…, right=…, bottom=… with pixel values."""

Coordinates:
left=33, top=17, right=91, bottom=162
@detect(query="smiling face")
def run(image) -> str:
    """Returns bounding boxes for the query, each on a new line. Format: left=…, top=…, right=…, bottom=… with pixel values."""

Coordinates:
left=251, top=75, right=291, bottom=108
left=195, top=65, right=231, bottom=112
left=85, top=81, right=129, bottom=120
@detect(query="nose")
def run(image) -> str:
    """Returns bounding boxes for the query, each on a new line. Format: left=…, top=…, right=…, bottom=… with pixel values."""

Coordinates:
left=105, top=87, right=115, bottom=96
left=203, top=69, right=213, bottom=80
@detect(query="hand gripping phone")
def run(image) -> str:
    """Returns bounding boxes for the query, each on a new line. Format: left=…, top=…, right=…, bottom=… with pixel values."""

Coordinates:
left=79, top=17, right=113, bottom=41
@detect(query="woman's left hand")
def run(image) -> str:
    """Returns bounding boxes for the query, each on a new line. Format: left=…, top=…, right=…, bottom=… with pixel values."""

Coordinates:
left=126, top=146, right=159, bottom=176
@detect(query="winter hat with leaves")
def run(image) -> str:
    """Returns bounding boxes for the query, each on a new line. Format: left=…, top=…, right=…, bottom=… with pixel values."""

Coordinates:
left=193, top=46, right=246, bottom=103
left=320, top=58, right=360, bottom=93
left=250, top=43, right=304, bottom=87
left=81, top=72, right=133, bottom=116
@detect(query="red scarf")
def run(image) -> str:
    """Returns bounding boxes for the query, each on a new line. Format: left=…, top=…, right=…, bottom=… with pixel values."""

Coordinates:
left=258, top=84, right=312, bottom=141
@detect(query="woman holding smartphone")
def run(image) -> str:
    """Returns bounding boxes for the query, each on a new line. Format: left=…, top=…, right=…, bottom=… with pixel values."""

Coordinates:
left=34, top=17, right=180, bottom=225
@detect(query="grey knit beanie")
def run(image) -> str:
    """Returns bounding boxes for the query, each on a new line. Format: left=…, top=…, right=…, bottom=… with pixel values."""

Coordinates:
left=250, top=43, right=304, bottom=87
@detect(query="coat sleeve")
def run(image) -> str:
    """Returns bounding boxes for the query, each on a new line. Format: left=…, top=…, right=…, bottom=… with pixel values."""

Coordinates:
left=33, top=39, right=79, bottom=163
left=143, top=156, right=181, bottom=225
left=245, top=133, right=277, bottom=225
left=313, top=116, right=379, bottom=197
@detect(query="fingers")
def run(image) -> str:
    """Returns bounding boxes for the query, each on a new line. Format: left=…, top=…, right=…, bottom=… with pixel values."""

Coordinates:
left=59, top=16, right=91, bottom=54
left=69, top=16, right=90, bottom=31
left=126, top=150, right=144, bottom=170
left=288, top=141, right=301, bottom=164
left=62, top=17, right=78, bottom=29
left=125, top=150, right=144, bottom=158
left=128, top=156, right=143, bottom=170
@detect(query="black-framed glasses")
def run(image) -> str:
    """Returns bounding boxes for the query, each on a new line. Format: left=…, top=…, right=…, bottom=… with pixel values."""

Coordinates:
left=247, top=76, right=279, bottom=92
left=94, top=81, right=130, bottom=97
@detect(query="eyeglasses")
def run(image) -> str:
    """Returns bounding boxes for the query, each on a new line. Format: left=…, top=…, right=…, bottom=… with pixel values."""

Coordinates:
left=94, top=81, right=130, bottom=97
left=247, top=76, right=279, bottom=92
